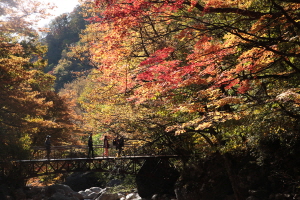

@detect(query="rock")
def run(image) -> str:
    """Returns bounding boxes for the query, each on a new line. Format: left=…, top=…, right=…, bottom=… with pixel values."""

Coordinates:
left=90, top=187, right=102, bottom=193
left=25, top=184, right=83, bottom=200
left=78, top=187, right=142, bottom=200
left=49, top=192, right=78, bottom=200
left=174, top=154, right=233, bottom=200
left=245, top=196, right=259, bottom=200
left=87, top=191, right=98, bottom=199
left=95, top=192, right=119, bottom=200
left=136, top=158, right=179, bottom=199
left=85, top=188, right=92, bottom=193
left=46, top=184, right=74, bottom=196
left=25, top=187, right=44, bottom=200
left=151, top=194, right=176, bottom=200
left=14, top=188, right=26, bottom=200
left=64, top=172, right=103, bottom=192
left=126, top=192, right=141, bottom=200
left=117, top=192, right=125, bottom=199
left=85, top=188, right=107, bottom=200
left=78, top=187, right=104, bottom=199
left=71, top=190, right=84, bottom=200
left=126, top=193, right=135, bottom=199
left=58, top=188, right=66, bottom=195
left=78, top=191, right=87, bottom=197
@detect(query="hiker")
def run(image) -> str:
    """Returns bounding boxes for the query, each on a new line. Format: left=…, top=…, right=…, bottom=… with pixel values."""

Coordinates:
left=44, top=135, right=51, bottom=159
left=117, top=136, right=124, bottom=157
left=113, top=136, right=118, bottom=150
left=103, top=135, right=110, bottom=157
left=113, top=136, right=120, bottom=157
left=87, top=133, right=94, bottom=158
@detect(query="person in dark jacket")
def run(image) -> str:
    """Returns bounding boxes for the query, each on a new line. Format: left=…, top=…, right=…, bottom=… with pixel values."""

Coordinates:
left=103, top=135, right=109, bottom=157
left=87, top=133, right=94, bottom=158
left=45, top=135, right=51, bottom=160
left=117, top=136, right=124, bottom=157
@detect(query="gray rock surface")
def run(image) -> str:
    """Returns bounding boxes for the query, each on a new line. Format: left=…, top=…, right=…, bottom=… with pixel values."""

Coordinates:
left=19, top=184, right=84, bottom=200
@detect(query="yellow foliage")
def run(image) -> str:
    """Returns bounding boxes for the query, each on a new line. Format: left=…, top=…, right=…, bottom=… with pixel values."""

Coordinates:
left=214, top=97, right=242, bottom=108
left=276, top=88, right=300, bottom=104
left=203, top=0, right=253, bottom=9
left=195, top=122, right=212, bottom=130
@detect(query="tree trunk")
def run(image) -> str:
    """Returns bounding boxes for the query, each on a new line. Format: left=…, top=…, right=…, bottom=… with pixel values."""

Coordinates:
left=222, top=153, right=244, bottom=200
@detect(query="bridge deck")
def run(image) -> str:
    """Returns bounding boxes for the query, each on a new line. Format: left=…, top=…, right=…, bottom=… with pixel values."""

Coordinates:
left=15, top=154, right=179, bottom=163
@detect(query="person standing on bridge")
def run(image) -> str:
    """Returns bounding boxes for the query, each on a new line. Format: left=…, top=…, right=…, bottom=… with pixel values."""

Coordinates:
left=44, top=135, right=51, bottom=160
left=103, top=135, right=110, bottom=157
left=87, top=133, right=94, bottom=158
left=117, top=136, right=124, bottom=157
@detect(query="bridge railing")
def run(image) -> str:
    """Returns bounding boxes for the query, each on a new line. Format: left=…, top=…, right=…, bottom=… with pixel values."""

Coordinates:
left=29, top=141, right=174, bottom=160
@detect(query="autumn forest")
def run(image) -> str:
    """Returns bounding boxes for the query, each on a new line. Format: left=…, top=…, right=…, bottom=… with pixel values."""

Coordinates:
left=1, top=0, right=300, bottom=199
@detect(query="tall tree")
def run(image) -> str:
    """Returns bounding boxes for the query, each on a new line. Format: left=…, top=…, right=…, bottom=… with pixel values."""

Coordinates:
left=0, top=0, right=81, bottom=161
left=76, top=0, right=300, bottom=198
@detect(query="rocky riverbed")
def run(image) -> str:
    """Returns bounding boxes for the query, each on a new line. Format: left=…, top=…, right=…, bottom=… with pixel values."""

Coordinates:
left=11, top=184, right=175, bottom=200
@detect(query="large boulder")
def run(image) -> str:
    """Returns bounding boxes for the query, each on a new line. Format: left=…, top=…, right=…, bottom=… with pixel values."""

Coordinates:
left=175, top=154, right=236, bottom=200
left=48, top=192, right=80, bottom=200
left=25, top=184, right=83, bottom=200
left=26, top=187, right=45, bottom=200
left=45, top=184, right=83, bottom=199
left=64, top=172, right=104, bottom=192
left=136, top=158, right=179, bottom=199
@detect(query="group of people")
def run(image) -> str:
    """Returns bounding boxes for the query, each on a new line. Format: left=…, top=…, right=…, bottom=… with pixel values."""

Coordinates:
left=88, top=134, right=125, bottom=158
left=44, top=134, right=125, bottom=159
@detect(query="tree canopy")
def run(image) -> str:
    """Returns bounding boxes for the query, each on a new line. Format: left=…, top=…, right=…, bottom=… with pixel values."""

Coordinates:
left=0, top=0, right=81, bottom=161
left=77, top=0, right=300, bottom=150
left=62, top=0, right=300, bottom=198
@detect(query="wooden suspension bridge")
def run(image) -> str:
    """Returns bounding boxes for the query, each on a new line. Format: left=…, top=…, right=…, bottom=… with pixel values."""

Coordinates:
left=0, top=142, right=182, bottom=179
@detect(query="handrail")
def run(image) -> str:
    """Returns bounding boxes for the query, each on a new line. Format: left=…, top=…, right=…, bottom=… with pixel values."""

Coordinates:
left=27, top=142, right=174, bottom=160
